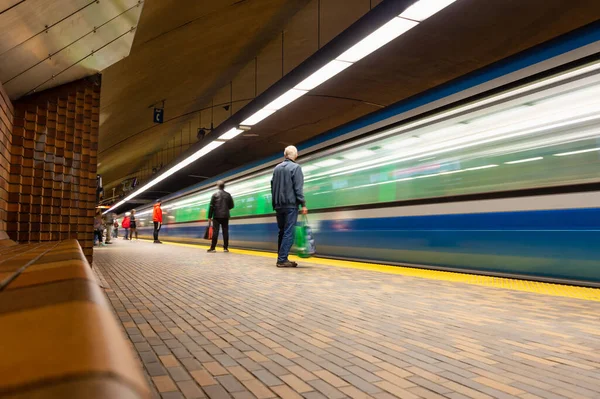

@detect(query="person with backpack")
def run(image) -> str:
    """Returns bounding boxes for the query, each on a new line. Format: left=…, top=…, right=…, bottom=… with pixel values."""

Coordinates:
left=271, top=146, right=308, bottom=267
left=207, top=181, right=234, bottom=253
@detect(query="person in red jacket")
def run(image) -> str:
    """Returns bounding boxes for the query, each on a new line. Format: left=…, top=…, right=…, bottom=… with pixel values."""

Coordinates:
left=121, top=214, right=131, bottom=240
left=153, top=199, right=163, bottom=244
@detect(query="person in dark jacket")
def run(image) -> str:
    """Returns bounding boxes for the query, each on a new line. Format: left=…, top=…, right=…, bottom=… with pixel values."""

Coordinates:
left=271, top=146, right=307, bottom=267
left=207, top=180, right=234, bottom=253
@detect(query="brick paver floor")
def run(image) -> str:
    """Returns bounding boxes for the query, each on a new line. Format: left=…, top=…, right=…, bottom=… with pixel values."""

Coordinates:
left=93, top=240, right=600, bottom=399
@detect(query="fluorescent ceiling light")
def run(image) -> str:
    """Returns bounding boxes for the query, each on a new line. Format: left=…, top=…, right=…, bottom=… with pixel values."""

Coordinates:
left=400, top=0, right=457, bottom=22
left=294, top=60, right=352, bottom=91
left=220, top=128, right=244, bottom=140
left=504, top=157, right=543, bottom=164
left=554, top=147, right=600, bottom=157
left=337, top=17, right=418, bottom=63
left=265, top=89, right=308, bottom=110
left=103, top=141, right=224, bottom=214
left=344, top=149, right=375, bottom=160
left=315, top=159, right=343, bottom=167
left=241, top=109, right=276, bottom=126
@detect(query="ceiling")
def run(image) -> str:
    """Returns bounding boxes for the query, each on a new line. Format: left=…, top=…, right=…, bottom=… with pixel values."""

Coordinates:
left=4, top=0, right=600, bottom=206
left=97, top=0, right=311, bottom=185
left=0, top=0, right=143, bottom=100
left=123, top=0, right=600, bottom=204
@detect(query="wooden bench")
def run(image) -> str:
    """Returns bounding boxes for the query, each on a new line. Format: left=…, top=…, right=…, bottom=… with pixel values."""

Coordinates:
left=0, top=239, right=150, bottom=398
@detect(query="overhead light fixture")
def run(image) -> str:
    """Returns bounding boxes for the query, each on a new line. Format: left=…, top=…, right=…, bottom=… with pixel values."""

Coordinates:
left=103, top=141, right=224, bottom=214
left=336, top=17, right=418, bottom=63
left=294, top=60, right=353, bottom=91
left=400, top=0, right=457, bottom=22
left=315, top=159, right=343, bottom=167
left=554, top=147, right=600, bottom=157
left=241, top=109, right=276, bottom=126
left=265, top=89, right=308, bottom=110
left=219, top=128, right=244, bottom=140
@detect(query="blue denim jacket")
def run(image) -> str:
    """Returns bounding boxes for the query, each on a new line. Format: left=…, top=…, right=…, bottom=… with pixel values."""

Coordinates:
left=271, top=159, right=305, bottom=210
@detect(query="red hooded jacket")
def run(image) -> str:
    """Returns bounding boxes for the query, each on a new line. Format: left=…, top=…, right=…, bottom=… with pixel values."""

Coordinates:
left=153, top=203, right=163, bottom=223
left=122, top=216, right=131, bottom=229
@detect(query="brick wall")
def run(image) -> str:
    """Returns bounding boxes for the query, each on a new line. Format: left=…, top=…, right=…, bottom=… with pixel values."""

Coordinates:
left=0, top=81, right=13, bottom=241
left=6, top=76, right=101, bottom=261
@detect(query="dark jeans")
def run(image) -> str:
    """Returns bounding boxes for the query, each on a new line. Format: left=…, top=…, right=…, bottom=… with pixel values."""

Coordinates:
left=153, top=222, right=161, bottom=241
left=276, top=208, right=298, bottom=263
left=94, top=229, right=103, bottom=244
left=210, top=218, right=229, bottom=250
left=124, top=228, right=129, bottom=240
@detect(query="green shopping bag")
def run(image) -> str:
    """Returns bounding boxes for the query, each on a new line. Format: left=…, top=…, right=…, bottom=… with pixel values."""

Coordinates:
left=294, top=215, right=316, bottom=258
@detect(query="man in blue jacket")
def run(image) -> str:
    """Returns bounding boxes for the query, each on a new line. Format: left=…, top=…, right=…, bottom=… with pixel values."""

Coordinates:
left=271, top=146, right=308, bottom=267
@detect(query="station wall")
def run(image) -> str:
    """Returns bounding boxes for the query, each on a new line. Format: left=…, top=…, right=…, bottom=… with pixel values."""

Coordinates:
left=0, top=81, right=13, bottom=240
left=0, top=77, right=100, bottom=262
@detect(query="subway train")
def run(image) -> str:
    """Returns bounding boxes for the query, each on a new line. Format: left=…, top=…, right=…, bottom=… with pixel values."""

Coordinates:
left=132, top=51, right=600, bottom=286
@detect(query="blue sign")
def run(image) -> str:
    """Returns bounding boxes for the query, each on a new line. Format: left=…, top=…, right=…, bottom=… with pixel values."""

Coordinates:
left=153, top=108, right=164, bottom=124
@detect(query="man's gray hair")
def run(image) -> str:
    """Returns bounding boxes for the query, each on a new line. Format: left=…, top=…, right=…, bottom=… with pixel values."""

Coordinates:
left=217, top=180, right=225, bottom=189
left=284, top=145, right=298, bottom=160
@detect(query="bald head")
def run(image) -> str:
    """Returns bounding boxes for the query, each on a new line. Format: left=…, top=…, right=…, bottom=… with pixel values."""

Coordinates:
left=284, top=145, right=298, bottom=161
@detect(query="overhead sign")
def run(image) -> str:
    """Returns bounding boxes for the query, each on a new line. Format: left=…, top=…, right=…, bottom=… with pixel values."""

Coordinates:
left=153, top=108, right=164, bottom=124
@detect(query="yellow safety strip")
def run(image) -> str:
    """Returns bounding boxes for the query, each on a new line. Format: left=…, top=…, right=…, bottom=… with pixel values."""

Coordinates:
left=143, top=239, right=600, bottom=302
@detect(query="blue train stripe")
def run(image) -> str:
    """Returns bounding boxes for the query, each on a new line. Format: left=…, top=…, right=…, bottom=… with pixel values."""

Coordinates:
left=140, top=207, right=600, bottom=283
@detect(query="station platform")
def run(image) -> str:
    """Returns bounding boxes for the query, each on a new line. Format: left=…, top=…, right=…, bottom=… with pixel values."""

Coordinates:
left=93, top=240, right=600, bottom=399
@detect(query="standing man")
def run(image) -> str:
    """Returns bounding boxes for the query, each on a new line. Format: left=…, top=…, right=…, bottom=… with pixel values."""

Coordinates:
left=153, top=199, right=163, bottom=244
left=130, top=209, right=138, bottom=241
left=104, top=213, right=113, bottom=244
left=271, top=146, right=307, bottom=267
left=122, top=213, right=131, bottom=240
left=207, top=180, right=234, bottom=253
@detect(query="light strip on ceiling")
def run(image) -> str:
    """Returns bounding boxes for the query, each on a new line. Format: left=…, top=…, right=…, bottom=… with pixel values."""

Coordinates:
left=336, top=17, right=418, bottom=63
left=103, top=141, right=224, bottom=214
left=241, top=109, right=276, bottom=126
left=400, top=0, right=457, bottom=21
left=220, top=128, right=244, bottom=140
left=294, top=60, right=353, bottom=91
left=104, top=0, right=461, bottom=213
left=265, top=88, right=308, bottom=110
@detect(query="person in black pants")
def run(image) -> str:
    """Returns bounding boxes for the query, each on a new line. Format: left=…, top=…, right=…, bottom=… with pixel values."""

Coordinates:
left=207, top=180, right=234, bottom=253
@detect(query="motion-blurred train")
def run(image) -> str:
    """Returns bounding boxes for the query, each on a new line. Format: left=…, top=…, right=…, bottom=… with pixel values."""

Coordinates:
left=132, top=46, right=600, bottom=285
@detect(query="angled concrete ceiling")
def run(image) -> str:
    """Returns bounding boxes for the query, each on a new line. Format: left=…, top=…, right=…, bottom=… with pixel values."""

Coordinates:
left=0, top=0, right=144, bottom=100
